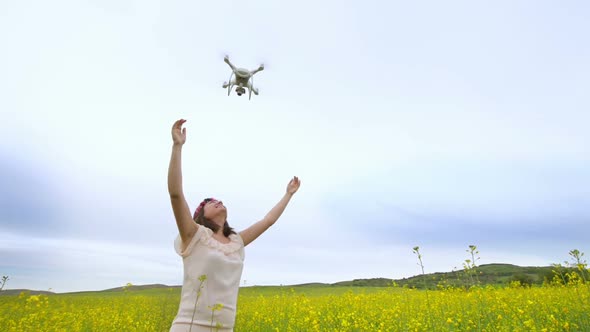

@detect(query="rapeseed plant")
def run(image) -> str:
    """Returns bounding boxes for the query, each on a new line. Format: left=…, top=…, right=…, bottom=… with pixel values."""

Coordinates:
left=189, top=274, right=207, bottom=332
left=0, top=276, right=8, bottom=291
left=1, top=249, right=588, bottom=331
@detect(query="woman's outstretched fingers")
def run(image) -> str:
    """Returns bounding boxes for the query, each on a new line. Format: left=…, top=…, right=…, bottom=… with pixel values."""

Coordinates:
left=173, top=119, right=186, bottom=129
left=287, top=176, right=301, bottom=195
left=172, top=119, right=187, bottom=145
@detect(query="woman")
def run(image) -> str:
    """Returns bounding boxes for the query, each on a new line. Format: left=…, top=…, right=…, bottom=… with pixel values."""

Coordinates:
left=167, top=119, right=300, bottom=332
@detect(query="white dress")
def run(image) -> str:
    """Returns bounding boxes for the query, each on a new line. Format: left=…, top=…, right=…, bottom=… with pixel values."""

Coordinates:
left=170, top=225, right=245, bottom=332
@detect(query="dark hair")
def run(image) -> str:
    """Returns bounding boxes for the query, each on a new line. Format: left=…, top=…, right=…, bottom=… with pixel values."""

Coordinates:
left=193, top=198, right=236, bottom=237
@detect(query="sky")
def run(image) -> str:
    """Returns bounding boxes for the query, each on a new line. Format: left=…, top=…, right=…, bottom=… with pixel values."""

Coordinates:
left=1, top=0, right=589, bottom=293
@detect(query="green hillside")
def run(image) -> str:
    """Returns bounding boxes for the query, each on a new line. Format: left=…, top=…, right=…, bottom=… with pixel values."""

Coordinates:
left=0, top=289, right=55, bottom=296
left=330, top=264, right=560, bottom=289
left=1, top=263, right=578, bottom=295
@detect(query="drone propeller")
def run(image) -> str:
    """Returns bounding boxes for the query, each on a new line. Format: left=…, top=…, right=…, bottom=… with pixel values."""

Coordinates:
left=219, top=52, right=268, bottom=69
left=254, top=55, right=269, bottom=71
left=217, top=49, right=231, bottom=59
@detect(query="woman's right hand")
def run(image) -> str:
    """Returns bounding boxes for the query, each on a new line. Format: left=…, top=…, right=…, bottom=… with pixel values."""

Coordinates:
left=172, top=119, right=187, bottom=146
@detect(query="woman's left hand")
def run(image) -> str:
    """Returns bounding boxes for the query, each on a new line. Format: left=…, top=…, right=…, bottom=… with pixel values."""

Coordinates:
left=286, top=176, right=301, bottom=195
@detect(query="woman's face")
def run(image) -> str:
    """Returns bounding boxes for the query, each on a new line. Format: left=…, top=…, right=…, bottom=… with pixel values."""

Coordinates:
left=203, top=199, right=226, bottom=221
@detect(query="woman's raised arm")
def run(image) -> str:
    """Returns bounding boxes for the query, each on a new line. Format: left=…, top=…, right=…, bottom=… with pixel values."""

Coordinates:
left=168, top=119, right=198, bottom=245
left=240, top=176, right=301, bottom=246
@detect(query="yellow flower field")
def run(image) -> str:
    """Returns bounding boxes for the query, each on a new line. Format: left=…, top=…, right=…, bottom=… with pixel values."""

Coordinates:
left=1, top=283, right=588, bottom=331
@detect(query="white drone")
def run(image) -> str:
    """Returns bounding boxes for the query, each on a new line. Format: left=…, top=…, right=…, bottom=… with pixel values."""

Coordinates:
left=222, top=55, right=264, bottom=100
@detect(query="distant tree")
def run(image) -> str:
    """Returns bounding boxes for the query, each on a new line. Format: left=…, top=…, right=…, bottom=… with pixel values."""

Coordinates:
left=540, top=269, right=555, bottom=285
left=509, top=273, right=533, bottom=287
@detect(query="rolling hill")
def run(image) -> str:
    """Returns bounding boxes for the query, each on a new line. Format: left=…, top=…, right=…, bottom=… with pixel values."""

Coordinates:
left=0, top=263, right=572, bottom=295
left=328, top=263, right=558, bottom=289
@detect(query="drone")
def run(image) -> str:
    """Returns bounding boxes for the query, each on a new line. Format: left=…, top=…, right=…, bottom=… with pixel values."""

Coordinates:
left=222, top=55, right=264, bottom=100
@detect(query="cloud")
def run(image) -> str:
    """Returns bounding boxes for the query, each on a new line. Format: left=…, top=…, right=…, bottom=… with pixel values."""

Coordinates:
left=2, top=0, right=589, bottom=294
left=0, top=230, right=182, bottom=292
left=0, top=153, right=68, bottom=235
left=317, top=158, right=590, bottom=257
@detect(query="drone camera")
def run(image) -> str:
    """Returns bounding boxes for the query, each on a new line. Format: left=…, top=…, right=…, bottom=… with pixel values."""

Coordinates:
left=236, top=87, right=246, bottom=96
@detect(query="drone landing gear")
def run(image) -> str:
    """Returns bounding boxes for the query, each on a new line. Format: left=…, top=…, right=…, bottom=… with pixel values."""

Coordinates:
left=223, top=76, right=258, bottom=100
left=224, top=71, right=234, bottom=96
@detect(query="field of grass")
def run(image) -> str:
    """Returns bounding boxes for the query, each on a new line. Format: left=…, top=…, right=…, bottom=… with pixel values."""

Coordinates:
left=2, top=247, right=588, bottom=331
left=1, top=282, right=589, bottom=331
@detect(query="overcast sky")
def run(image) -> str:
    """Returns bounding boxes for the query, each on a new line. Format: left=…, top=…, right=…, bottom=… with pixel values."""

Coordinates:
left=1, top=0, right=589, bottom=293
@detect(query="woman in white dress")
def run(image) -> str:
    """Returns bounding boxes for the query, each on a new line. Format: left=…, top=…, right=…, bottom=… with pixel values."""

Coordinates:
left=167, top=119, right=300, bottom=332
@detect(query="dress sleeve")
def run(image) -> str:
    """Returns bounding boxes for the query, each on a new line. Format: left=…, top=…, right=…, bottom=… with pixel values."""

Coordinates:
left=235, top=232, right=245, bottom=247
left=174, top=226, right=210, bottom=257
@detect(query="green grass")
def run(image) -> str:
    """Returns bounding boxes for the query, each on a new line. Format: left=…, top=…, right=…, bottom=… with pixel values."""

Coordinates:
left=0, top=263, right=565, bottom=297
left=3, top=283, right=588, bottom=331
